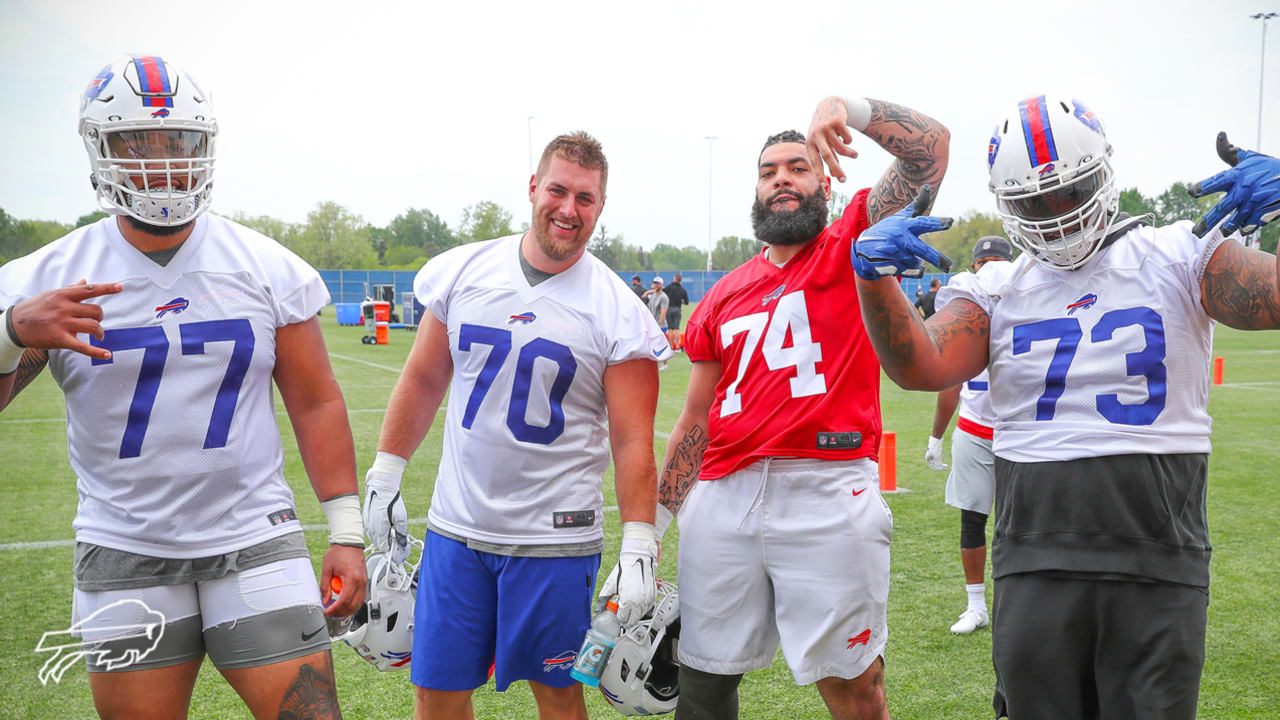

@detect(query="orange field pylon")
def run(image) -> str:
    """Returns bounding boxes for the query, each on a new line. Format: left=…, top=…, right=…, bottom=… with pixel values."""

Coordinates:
left=1213, top=356, right=1224, bottom=385
left=878, top=431, right=897, bottom=492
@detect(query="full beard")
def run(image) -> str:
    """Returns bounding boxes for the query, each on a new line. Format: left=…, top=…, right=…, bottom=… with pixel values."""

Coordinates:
left=750, top=188, right=829, bottom=246
left=122, top=214, right=195, bottom=237
left=533, top=217, right=588, bottom=262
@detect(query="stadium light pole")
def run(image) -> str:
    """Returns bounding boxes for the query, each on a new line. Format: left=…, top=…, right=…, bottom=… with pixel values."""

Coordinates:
left=1251, top=12, right=1278, bottom=150
left=705, top=136, right=716, bottom=272
left=527, top=116, right=535, bottom=177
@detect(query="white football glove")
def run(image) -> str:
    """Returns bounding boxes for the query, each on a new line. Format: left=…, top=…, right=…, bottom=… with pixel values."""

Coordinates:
left=595, top=522, right=658, bottom=625
left=925, top=435, right=948, bottom=472
left=363, top=452, right=409, bottom=565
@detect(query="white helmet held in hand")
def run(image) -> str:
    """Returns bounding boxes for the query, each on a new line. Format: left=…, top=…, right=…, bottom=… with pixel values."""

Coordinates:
left=599, top=579, right=680, bottom=716
left=339, top=535, right=423, bottom=671
left=79, top=55, right=217, bottom=227
left=987, top=94, right=1118, bottom=270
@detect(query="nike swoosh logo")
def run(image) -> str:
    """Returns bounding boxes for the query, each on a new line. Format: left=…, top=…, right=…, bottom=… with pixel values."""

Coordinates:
left=301, top=626, right=326, bottom=641
left=851, top=488, right=867, bottom=496
left=652, top=348, right=666, bottom=357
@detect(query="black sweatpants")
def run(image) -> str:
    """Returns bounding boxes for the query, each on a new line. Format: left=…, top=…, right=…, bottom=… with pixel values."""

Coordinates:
left=992, top=573, right=1207, bottom=720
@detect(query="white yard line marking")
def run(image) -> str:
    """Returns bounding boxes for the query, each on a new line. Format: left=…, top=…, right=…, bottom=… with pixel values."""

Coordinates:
left=0, top=508, right=621, bottom=552
left=327, top=352, right=403, bottom=374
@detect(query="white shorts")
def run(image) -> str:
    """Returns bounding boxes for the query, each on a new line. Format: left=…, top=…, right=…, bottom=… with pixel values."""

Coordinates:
left=70, top=557, right=325, bottom=671
left=676, top=457, right=892, bottom=685
left=944, top=429, right=995, bottom=514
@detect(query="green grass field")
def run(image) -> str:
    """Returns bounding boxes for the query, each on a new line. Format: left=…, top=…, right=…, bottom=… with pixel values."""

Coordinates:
left=2, top=312, right=1278, bottom=719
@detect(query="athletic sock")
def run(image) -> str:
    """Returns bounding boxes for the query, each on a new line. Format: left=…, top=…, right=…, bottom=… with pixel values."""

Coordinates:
left=966, top=583, right=986, bottom=613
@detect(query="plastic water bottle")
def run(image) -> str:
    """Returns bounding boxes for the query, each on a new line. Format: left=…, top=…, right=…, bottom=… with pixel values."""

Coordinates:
left=325, top=576, right=352, bottom=638
left=569, top=600, right=622, bottom=687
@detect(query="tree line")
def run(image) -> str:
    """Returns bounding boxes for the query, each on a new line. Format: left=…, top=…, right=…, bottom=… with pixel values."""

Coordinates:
left=2, top=183, right=1274, bottom=271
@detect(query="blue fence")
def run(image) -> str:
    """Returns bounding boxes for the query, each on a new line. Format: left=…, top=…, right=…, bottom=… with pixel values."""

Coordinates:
left=320, top=268, right=956, bottom=308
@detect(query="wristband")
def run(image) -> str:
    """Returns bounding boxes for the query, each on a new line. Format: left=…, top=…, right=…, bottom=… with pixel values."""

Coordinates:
left=321, top=494, right=365, bottom=547
left=368, top=451, right=407, bottom=488
left=0, top=311, right=25, bottom=375
left=654, top=504, right=674, bottom=539
left=622, top=521, right=657, bottom=543
left=844, top=96, right=872, bottom=133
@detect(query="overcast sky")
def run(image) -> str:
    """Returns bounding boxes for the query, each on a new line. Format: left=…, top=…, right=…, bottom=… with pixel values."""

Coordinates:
left=2, top=0, right=1277, bottom=251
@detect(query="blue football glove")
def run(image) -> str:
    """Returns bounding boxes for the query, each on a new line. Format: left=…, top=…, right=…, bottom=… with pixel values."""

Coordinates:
left=1189, top=132, right=1280, bottom=237
left=852, top=184, right=954, bottom=281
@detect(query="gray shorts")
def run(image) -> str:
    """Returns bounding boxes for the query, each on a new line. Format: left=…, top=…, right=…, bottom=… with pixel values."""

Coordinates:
left=944, top=429, right=994, bottom=513
left=70, top=535, right=328, bottom=672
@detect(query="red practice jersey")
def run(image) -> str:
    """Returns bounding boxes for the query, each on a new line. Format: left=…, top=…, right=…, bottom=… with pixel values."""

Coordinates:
left=685, top=189, right=881, bottom=479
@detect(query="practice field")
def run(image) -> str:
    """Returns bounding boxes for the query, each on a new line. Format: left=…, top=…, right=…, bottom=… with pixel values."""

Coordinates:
left=2, top=312, right=1278, bottom=719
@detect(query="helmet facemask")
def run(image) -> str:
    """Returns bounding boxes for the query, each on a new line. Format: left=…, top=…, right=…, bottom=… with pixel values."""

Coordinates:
left=995, top=155, right=1118, bottom=270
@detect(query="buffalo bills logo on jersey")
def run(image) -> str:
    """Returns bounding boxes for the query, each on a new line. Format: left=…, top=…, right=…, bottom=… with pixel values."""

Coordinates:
left=847, top=628, right=871, bottom=649
left=1071, top=99, right=1103, bottom=135
left=508, top=312, right=537, bottom=325
left=155, top=297, right=189, bottom=318
left=543, top=650, right=576, bottom=672
left=150, top=108, right=170, bottom=118
left=987, top=127, right=1001, bottom=168
left=81, top=65, right=114, bottom=111
left=1066, top=293, right=1098, bottom=314
left=761, top=284, right=786, bottom=307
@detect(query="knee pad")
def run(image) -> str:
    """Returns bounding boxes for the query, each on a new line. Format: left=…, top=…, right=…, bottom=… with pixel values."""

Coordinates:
left=960, top=509, right=989, bottom=549
left=675, top=666, right=742, bottom=720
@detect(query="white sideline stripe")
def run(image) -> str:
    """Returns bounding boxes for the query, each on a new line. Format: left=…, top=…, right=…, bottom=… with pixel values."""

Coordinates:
left=1216, top=382, right=1280, bottom=393
left=328, top=352, right=403, bottom=374
left=1, top=407, right=389, bottom=425
left=0, top=508, right=621, bottom=552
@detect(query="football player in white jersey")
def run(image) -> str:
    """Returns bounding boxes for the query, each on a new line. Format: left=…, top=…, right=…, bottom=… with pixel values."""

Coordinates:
left=851, top=94, right=1280, bottom=719
left=361, top=132, right=670, bottom=720
left=0, top=55, right=366, bottom=719
left=923, top=237, right=1014, bottom=635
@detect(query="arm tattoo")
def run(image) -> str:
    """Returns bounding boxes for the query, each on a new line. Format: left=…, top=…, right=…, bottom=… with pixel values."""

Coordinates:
left=1201, top=240, right=1280, bottom=330
left=657, top=424, right=708, bottom=515
left=4, top=349, right=48, bottom=408
left=859, top=285, right=928, bottom=369
left=862, top=99, right=951, bottom=224
left=277, top=662, right=341, bottom=720
left=926, top=299, right=991, bottom=351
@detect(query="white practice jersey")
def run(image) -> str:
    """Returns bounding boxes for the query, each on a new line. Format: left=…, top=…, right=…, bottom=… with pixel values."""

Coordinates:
left=938, top=221, right=1229, bottom=463
left=0, top=215, right=328, bottom=557
left=958, top=369, right=995, bottom=428
left=416, top=234, right=671, bottom=546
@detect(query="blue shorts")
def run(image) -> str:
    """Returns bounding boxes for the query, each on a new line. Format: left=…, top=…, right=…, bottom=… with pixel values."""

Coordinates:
left=410, top=531, right=600, bottom=692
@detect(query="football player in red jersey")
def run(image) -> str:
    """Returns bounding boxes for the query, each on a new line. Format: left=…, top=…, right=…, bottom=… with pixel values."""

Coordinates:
left=648, top=95, right=948, bottom=720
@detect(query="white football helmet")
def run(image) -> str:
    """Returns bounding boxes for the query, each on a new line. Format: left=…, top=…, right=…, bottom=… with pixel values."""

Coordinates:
left=338, top=535, right=423, bottom=672
left=987, top=94, right=1119, bottom=270
left=599, top=579, right=680, bottom=716
left=78, top=55, right=217, bottom=227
